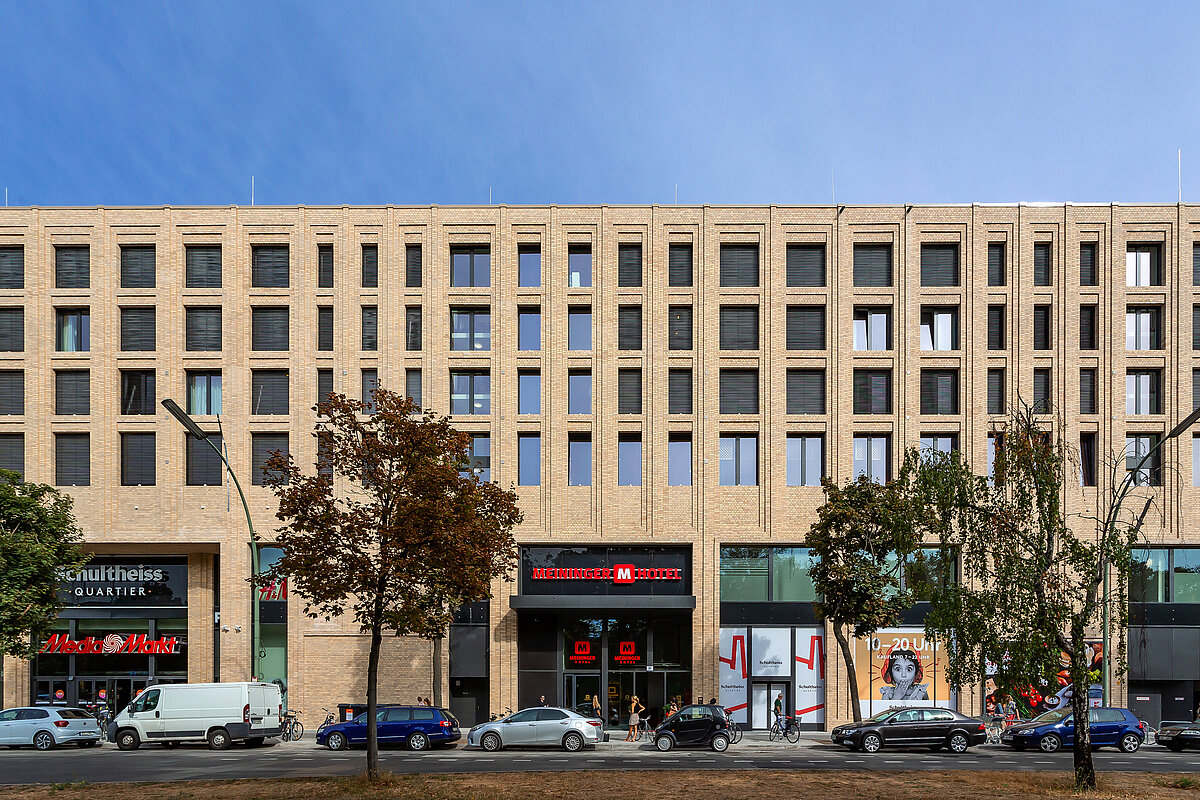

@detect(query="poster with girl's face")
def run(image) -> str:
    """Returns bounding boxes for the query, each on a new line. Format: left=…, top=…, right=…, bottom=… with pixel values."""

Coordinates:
left=854, top=628, right=955, bottom=718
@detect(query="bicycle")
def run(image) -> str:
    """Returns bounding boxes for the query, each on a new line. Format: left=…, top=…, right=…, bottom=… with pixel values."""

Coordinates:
left=726, top=718, right=744, bottom=745
left=634, top=717, right=653, bottom=742
left=769, top=714, right=801, bottom=743
left=281, top=709, right=304, bottom=742
left=316, top=708, right=336, bottom=733
left=94, top=708, right=113, bottom=742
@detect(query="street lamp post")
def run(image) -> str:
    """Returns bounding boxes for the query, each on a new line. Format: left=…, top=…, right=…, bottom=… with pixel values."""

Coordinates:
left=161, top=399, right=261, bottom=683
left=1099, top=405, right=1200, bottom=705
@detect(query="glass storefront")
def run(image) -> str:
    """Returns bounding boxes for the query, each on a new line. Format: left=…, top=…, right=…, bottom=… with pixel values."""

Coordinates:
left=257, top=546, right=288, bottom=703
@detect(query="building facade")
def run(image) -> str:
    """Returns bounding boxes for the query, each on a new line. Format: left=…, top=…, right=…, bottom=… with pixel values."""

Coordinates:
left=1, top=204, right=1198, bottom=729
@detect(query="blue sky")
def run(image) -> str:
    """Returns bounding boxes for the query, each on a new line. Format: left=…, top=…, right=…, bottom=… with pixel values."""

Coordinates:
left=2, top=1, right=1199, bottom=207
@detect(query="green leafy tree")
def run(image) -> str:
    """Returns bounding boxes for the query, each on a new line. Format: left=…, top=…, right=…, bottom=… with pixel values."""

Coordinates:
left=808, top=475, right=920, bottom=722
left=0, top=470, right=89, bottom=659
left=261, top=389, right=522, bottom=780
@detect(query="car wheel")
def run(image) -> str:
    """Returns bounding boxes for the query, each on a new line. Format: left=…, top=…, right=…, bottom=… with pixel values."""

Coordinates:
left=562, top=732, right=584, bottom=752
left=1038, top=733, right=1061, bottom=753
left=207, top=728, right=231, bottom=751
left=408, top=732, right=429, bottom=751
left=33, top=731, right=55, bottom=751
left=1119, top=733, right=1141, bottom=753
left=115, top=729, right=140, bottom=751
left=861, top=733, right=883, bottom=753
left=326, top=732, right=348, bottom=751
left=480, top=732, right=502, bottom=752
left=710, top=733, right=729, bottom=752
left=948, top=733, right=970, bottom=753
left=655, top=735, right=674, bottom=752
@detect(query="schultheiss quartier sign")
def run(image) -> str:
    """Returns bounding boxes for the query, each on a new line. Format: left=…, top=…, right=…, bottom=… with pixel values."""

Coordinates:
left=529, top=564, right=683, bottom=584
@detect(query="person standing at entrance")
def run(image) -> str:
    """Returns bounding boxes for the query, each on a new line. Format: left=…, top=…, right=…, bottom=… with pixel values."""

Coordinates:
left=626, top=695, right=644, bottom=741
left=592, top=694, right=602, bottom=719
left=539, top=695, right=548, bottom=707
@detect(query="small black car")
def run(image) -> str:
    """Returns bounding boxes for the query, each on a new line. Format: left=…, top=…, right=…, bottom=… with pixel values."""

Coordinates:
left=1157, top=717, right=1200, bottom=751
left=654, top=704, right=731, bottom=752
left=831, top=707, right=986, bottom=753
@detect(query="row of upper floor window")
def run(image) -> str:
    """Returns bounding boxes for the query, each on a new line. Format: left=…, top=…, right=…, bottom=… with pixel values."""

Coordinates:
left=2, top=239, right=1198, bottom=292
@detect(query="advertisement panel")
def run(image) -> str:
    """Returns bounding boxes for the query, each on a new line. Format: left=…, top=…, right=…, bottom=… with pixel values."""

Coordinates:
left=751, top=627, right=791, bottom=677
left=984, top=641, right=1104, bottom=717
left=57, top=558, right=188, bottom=608
left=854, top=627, right=954, bottom=718
left=718, top=627, right=748, bottom=723
left=793, top=627, right=825, bottom=724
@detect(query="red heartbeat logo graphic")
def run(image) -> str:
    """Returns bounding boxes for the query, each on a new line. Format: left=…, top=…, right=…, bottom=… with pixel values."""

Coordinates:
left=719, top=634, right=747, bottom=679
left=795, top=634, right=826, bottom=679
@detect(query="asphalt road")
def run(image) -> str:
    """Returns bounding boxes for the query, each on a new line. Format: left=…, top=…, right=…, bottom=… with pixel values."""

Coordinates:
left=5, top=737, right=1200, bottom=784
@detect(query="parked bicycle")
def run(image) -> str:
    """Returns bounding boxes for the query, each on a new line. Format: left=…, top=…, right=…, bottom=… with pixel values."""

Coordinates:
left=489, top=707, right=514, bottom=722
left=769, top=713, right=801, bottom=743
left=726, top=718, right=744, bottom=745
left=316, top=708, right=336, bottom=733
left=634, top=716, right=654, bottom=742
left=281, top=709, right=304, bottom=742
left=93, top=708, right=113, bottom=742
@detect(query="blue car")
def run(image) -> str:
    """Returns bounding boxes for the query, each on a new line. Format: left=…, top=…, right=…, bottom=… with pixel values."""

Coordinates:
left=315, top=705, right=461, bottom=751
left=1001, top=707, right=1144, bottom=753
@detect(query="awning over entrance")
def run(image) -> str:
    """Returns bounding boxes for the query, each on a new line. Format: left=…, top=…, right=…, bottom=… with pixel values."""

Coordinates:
left=509, top=594, right=696, bottom=611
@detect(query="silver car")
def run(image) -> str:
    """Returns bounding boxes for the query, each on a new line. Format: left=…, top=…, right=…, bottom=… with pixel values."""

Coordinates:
left=467, top=707, right=603, bottom=752
left=0, top=707, right=102, bottom=750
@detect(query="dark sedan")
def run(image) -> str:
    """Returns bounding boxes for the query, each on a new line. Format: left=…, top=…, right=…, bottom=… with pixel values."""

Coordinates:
left=831, top=707, right=986, bottom=753
left=1154, top=718, right=1200, bottom=751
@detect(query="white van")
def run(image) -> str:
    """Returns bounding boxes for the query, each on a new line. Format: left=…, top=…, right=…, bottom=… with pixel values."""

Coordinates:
left=109, top=682, right=282, bottom=751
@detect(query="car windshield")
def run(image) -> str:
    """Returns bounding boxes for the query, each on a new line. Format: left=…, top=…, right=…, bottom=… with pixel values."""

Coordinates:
left=1033, top=709, right=1072, bottom=724
left=866, top=709, right=897, bottom=722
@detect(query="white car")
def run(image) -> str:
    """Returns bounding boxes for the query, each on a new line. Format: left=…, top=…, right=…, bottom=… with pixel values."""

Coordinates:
left=0, top=707, right=101, bottom=750
left=466, top=707, right=603, bottom=752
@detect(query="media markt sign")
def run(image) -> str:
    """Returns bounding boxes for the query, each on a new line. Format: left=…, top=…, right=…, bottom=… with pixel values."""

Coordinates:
left=40, top=633, right=181, bottom=655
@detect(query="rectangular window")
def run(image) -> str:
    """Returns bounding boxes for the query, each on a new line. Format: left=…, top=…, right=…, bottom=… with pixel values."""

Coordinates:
left=786, top=305, right=825, bottom=350
left=920, top=243, right=959, bottom=287
left=518, top=307, right=541, bottom=351
left=406, top=243, right=423, bottom=288
left=120, top=370, right=155, bottom=415
left=405, top=369, right=421, bottom=407
left=567, top=243, right=593, bottom=288
left=450, top=307, right=489, bottom=351
left=853, top=307, right=890, bottom=350
left=1127, top=306, right=1162, bottom=350
left=518, top=433, right=541, bottom=486
left=1079, top=242, right=1098, bottom=286
left=1079, top=305, right=1097, bottom=350
left=1033, top=368, right=1052, bottom=413
left=920, top=369, right=959, bottom=415
left=988, top=242, right=1006, bottom=286
left=1126, top=370, right=1161, bottom=415
left=0, top=433, right=24, bottom=476
left=251, top=370, right=289, bottom=415
left=120, top=432, right=155, bottom=486
left=451, top=245, right=490, bottom=287
left=617, top=368, right=642, bottom=414
left=1034, top=242, right=1052, bottom=286
left=56, top=308, right=90, bottom=352
left=1174, top=551, right=1200, bottom=602
left=119, top=245, right=155, bottom=288
left=786, top=435, right=823, bottom=486
left=853, top=369, right=891, bottom=414
left=0, top=371, right=22, bottom=415
left=361, top=369, right=379, bottom=413
left=185, top=245, right=222, bottom=288
left=719, top=243, right=759, bottom=287
left=1080, top=368, right=1097, bottom=415
left=186, top=432, right=222, bottom=486
left=920, top=435, right=957, bottom=455
left=987, top=369, right=1005, bottom=415
left=786, top=243, right=825, bottom=287
left=617, top=433, right=642, bottom=485
left=668, top=305, right=693, bottom=350
left=251, top=433, right=289, bottom=486
left=668, top=243, right=693, bottom=287
left=719, top=434, right=757, bottom=486
left=55, top=370, right=89, bottom=415
left=406, top=306, right=422, bottom=350
left=853, top=243, right=892, bottom=287
left=518, top=370, right=541, bottom=415
left=568, top=370, right=592, bottom=415
left=786, top=369, right=825, bottom=414
left=55, top=245, right=89, bottom=288
left=317, top=243, right=333, bottom=288
left=987, top=305, right=1005, bottom=350
left=1033, top=305, right=1052, bottom=351
left=1080, top=432, right=1097, bottom=487
left=568, top=307, right=591, bottom=350
left=251, top=307, right=289, bottom=351
left=187, top=371, right=222, bottom=415
left=463, top=435, right=491, bottom=482
left=852, top=434, right=890, bottom=483
left=0, top=246, right=24, bottom=289
left=251, top=244, right=289, bottom=288
left=186, top=307, right=222, bottom=351
left=568, top=433, right=591, bottom=485
left=668, top=369, right=693, bottom=414
left=1195, top=244, right=1200, bottom=286
left=618, top=305, right=643, bottom=350
left=1127, top=243, right=1162, bottom=287
left=720, top=305, right=759, bottom=350
left=0, top=307, right=22, bottom=352
left=316, top=306, right=333, bottom=351
left=1127, top=433, right=1162, bottom=486
left=668, top=433, right=692, bottom=486
left=55, top=433, right=89, bottom=486
left=1194, top=306, right=1200, bottom=350
left=318, top=369, right=334, bottom=406
left=518, top=244, right=541, bottom=287
left=920, top=306, right=958, bottom=351
left=450, top=371, right=489, bottom=415
left=120, top=307, right=156, bottom=351
left=361, top=244, right=378, bottom=288
left=719, top=548, right=768, bottom=602
left=618, top=243, right=643, bottom=287
left=719, top=369, right=759, bottom=414
left=1195, top=368, right=1200, bottom=411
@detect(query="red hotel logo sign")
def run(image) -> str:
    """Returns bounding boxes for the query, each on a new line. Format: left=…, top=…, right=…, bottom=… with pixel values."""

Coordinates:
left=40, top=634, right=180, bottom=655
left=569, top=640, right=596, bottom=664
left=529, top=564, right=683, bottom=583
left=615, top=640, right=641, bottom=664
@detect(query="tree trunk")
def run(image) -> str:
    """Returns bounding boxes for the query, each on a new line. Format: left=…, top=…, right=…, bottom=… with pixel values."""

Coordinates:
left=432, top=637, right=443, bottom=708
left=831, top=623, right=862, bottom=723
left=1069, top=622, right=1096, bottom=790
left=366, top=621, right=382, bottom=781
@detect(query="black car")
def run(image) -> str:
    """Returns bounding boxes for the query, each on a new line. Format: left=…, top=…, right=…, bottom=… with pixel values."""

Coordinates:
left=831, top=707, right=986, bottom=753
left=654, top=704, right=731, bottom=752
left=1157, top=718, right=1200, bottom=751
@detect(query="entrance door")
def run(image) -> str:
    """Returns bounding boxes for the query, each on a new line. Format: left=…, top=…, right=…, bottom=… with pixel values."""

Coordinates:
left=751, top=682, right=789, bottom=730
left=608, top=672, right=648, bottom=728
left=564, top=674, right=602, bottom=719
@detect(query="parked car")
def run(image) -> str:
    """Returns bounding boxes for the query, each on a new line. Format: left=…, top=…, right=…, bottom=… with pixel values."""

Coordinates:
left=1001, top=707, right=1144, bottom=753
left=316, top=705, right=461, bottom=751
left=109, top=682, right=282, bottom=751
left=467, top=707, right=601, bottom=752
left=654, top=704, right=732, bottom=752
left=0, top=707, right=101, bottom=750
left=831, top=707, right=986, bottom=753
left=1157, top=717, right=1200, bottom=751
